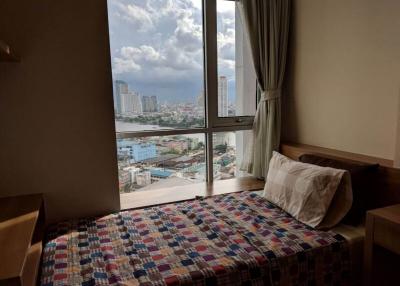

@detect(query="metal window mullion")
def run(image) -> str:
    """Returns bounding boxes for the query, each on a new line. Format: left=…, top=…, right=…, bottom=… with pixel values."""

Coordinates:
left=116, top=124, right=253, bottom=140
left=206, top=131, right=214, bottom=184
left=210, top=0, right=255, bottom=128
left=204, top=0, right=218, bottom=184
left=116, top=128, right=208, bottom=139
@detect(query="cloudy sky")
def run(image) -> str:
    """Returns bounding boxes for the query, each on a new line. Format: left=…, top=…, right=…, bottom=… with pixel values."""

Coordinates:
left=107, top=0, right=236, bottom=104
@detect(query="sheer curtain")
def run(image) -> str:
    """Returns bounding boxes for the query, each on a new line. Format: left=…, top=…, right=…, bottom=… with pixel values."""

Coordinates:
left=238, top=0, right=291, bottom=178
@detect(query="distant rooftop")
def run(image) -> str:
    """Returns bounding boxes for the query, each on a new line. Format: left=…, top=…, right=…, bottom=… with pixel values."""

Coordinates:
left=142, top=154, right=180, bottom=164
left=173, top=155, right=192, bottom=162
left=150, top=169, right=172, bottom=178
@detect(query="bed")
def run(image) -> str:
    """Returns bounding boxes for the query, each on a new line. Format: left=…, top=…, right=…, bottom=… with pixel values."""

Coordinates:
left=42, top=141, right=393, bottom=286
left=41, top=191, right=352, bottom=286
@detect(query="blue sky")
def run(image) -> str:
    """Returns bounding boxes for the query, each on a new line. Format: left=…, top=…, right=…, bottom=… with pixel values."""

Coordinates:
left=107, top=0, right=236, bottom=104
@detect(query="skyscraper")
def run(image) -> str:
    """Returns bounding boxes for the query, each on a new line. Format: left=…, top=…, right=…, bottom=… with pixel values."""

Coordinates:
left=132, top=92, right=142, bottom=114
left=142, top=95, right=158, bottom=112
left=121, top=91, right=142, bottom=115
left=218, top=76, right=228, bottom=117
left=121, top=92, right=133, bottom=115
left=150, top=96, right=158, bottom=112
left=114, top=80, right=128, bottom=115
left=141, top=96, right=150, bottom=113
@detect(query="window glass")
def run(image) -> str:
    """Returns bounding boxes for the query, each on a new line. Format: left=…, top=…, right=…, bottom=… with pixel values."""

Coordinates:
left=107, top=0, right=205, bottom=132
left=217, top=0, right=257, bottom=117
left=117, top=134, right=206, bottom=193
left=213, top=131, right=251, bottom=180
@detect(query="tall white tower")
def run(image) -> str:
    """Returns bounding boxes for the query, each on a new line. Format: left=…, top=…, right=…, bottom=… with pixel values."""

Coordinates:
left=114, top=80, right=128, bottom=115
left=121, top=91, right=142, bottom=115
left=132, top=92, right=142, bottom=114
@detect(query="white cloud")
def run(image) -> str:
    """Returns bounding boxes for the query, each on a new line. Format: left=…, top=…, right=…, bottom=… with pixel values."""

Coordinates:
left=113, top=57, right=141, bottom=74
left=218, top=58, right=235, bottom=70
left=121, top=46, right=163, bottom=63
left=174, top=13, right=202, bottom=52
left=110, top=0, right=236, bottom=84
left=113, top=0, right=202, bottom=31
left=113, top=39, right=202, bottom=80
left=116, top=2, right=155, bottom=32
left=217, top=1, right=235, bottom=14
left=112, top=0, right=204, bottom=80
left=217, top=26, right=235, bottom=67
left=188, top=0, right=202, bottom=10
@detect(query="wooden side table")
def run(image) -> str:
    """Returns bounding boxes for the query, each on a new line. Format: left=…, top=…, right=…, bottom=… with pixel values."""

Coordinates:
left=0, top=194, right=44, bottom=286
left=364, top=204, right=400, bottom=286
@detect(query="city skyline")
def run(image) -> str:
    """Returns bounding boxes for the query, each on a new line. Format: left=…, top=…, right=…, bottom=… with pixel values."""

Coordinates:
left=113, top=77, right=234, bottom=117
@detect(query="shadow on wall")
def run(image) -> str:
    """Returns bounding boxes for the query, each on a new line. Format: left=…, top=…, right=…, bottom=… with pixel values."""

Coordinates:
left=0, top=0, right=120, bottom=223
left=281, top=0, right=299, bottom=143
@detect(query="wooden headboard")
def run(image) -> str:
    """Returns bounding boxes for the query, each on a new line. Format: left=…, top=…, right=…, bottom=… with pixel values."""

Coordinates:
left=280, top=142, right=400, bottom=208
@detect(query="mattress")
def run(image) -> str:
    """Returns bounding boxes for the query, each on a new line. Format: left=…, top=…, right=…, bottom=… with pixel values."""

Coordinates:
left=41, top=191, right=351, bottom=286
left=254, top=190, right=365, bottom=281
left=332, top=224, right=365, bottom=282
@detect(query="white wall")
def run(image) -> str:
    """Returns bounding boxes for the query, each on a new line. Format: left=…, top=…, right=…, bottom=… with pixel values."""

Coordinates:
left=0, top=0, right=120, bottom=223
left=283, top=0, right=400, bottom=160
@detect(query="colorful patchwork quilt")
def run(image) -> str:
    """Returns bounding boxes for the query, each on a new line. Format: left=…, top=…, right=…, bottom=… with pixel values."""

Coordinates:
left=41, top=192, right=351, bottom=286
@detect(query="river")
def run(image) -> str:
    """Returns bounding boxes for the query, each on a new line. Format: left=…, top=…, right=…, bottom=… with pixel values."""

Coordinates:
left=115, top=121, right=237, bottom=145
left=115, top=121, right=207, bottom=142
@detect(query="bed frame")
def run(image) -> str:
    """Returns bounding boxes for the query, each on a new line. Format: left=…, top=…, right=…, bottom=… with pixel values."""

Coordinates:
left=281, top=142, right=400, bottom=208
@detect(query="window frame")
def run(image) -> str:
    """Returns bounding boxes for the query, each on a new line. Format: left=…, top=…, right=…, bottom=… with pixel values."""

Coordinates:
left=114, top=0, right=255, bottom=185
left=205, top=0, right=255, bottom=128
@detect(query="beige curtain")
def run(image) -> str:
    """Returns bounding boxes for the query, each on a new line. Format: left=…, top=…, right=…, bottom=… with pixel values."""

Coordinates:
left=239, top=0, right=291, bottom=178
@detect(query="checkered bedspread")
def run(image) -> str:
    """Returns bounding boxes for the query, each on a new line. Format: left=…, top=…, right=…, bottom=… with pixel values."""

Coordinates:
left=41, top=192, right=350, bottom=286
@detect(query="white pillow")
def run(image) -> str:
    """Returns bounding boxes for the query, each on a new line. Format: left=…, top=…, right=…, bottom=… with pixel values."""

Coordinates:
left=263, top=151, right=352, bottom=229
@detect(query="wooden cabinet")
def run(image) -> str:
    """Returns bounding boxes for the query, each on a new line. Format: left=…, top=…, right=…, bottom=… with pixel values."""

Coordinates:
left=364, top=204, right=400, bottom=286
left=0, top=194, right=44, bottom=286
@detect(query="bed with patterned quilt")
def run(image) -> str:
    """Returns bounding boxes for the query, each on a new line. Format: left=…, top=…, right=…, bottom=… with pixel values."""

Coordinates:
left=41, top=192, right=351, bottom=286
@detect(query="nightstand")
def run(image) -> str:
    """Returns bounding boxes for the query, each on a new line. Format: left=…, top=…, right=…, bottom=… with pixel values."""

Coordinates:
left=364, top=204, right=400, bottom=286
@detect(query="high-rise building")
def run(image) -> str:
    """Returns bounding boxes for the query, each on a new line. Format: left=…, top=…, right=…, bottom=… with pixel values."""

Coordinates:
left=121, top=92, right=133, bottom=115
left=132, top=92, right=142, bottom=114
left=141, top=96, right=150, bottom=112
left=150, top=95, right=158, bottom=112
left=114, top=80, right=128, bottom=115
left=218, top=76, right=228, bottom=117
left=121, top=91, right=142, bottom=115
left=142, top=95, right=158, bottom=112
left=117, top=140, right=157, bottom=162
